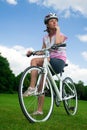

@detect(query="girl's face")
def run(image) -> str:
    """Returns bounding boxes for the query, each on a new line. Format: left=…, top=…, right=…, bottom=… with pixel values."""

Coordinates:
left=47, top=18, right=58, bottom=29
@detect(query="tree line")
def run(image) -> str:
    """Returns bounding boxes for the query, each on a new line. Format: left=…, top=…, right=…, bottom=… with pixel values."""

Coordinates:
left=0, top=54, right=87, bottom=100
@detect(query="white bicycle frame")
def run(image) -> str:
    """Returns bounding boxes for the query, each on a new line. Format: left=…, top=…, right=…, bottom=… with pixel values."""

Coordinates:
left=34, top=47, right=75, bottom=101
left=39, top=49, right=63, bottom=101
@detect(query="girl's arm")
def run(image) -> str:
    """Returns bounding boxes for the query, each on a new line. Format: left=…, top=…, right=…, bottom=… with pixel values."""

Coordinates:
left=42, top=42, right=46, bottom=49
left=55, top=26, right=61, bottom=44
left=55, top=26, right=67, bottom=44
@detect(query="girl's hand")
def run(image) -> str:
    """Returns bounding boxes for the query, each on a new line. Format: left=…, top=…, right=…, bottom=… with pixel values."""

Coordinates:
left=26, top=50, right=32, bottom=57
left=55, top=25, right=60, bottom=31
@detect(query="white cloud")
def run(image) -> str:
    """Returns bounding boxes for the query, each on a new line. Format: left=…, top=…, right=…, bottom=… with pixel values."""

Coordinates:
left=82, top=51, right=87, bottom=61
left=6, top=0, right=17, bottom=5
left=0, top=45, right=33, bottom=75
left=4, top=0, right=87, bottom=17
left=0, top=45, right=87, bottom=85
left=28, top=0, right=87, bottom=17
left=63, top=10, right=71, bottom=18
left=0, top=45, right=43, bottom=76
left=28, top=0, right=39, bottom=3
left=76, top=34, right=87, bottom=42
left=64, top=60, right=87, bottom=85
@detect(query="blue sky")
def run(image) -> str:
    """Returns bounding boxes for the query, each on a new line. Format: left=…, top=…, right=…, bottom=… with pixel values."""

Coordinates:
left=0, top=0, right=87, bottom=84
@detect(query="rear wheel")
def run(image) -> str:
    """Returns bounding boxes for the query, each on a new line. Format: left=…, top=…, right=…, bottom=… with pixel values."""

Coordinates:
left=62, top=77, right=78, bottom=115
left=18, top=66, right=54, bottom=122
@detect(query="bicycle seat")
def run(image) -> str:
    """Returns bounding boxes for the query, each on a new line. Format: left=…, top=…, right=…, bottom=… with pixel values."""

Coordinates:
left=65, top=63, right=68, bottom=67
left=62, top=63, right=68, bottom=72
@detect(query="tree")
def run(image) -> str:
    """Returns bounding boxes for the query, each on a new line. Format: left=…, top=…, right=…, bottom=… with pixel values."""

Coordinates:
left=14, top=72, right=23, bottom=91
left=75, top=80, right=87, bottom=100
left=0, top=54, right=15, bottom=93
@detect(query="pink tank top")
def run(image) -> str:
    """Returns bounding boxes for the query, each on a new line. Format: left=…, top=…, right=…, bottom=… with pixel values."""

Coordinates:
left=43, top=33, right=67, bottom=62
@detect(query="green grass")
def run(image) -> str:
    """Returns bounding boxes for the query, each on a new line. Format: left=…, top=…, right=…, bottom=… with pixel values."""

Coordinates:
left=0, top=94, right=87, bottom=130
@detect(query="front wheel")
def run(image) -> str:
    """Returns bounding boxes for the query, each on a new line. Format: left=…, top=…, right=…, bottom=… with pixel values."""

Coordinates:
left=18, top=66, right=54, bottom=123
left=62, top=77, right=78, bottom=115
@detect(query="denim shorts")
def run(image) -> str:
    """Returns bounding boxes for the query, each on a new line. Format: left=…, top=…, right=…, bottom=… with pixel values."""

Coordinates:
left=50, top=58, right=65, bottom=74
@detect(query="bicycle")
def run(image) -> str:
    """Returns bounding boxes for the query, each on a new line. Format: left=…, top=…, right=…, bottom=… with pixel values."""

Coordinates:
left=18, top=43, right=78, bottom=123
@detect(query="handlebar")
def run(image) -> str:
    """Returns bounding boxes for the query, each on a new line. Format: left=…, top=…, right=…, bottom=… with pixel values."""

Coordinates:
left=50, top=43, right=66, bottom=49
left=27, top=43, right=66, bottom=57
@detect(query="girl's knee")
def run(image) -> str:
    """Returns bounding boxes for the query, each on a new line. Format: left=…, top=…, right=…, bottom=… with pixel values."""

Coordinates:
left=31, top=58, right=37, bottom=66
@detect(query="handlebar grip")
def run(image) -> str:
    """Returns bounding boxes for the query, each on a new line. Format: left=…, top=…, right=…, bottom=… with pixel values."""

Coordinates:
left=26, top=52, right=33, bottom=57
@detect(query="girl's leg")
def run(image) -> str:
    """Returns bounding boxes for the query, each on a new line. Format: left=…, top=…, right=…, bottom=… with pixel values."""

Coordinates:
left=23, top=58, right=44, bottom=96
left=37, top=95, right=44, bottom=113
left=29, top=57, right=44, bottom=87
left=35, top=75, right=45, bottom=113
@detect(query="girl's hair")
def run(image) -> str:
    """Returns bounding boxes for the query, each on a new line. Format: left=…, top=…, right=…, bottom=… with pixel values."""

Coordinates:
left=44, top=27, right=50, bottom=33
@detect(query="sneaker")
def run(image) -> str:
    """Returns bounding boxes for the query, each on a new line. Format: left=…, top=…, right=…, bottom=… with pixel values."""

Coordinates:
left=23, top=87, right=36, bottom=97
left=33, top=111, right=43, bottom=115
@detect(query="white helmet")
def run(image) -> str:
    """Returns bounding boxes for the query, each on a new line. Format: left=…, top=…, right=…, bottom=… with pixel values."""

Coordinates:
left=44, top=13, right=58, bottom=24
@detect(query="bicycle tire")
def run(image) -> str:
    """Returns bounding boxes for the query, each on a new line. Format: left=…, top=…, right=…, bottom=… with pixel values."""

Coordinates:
left=18, top=66, right=54, bottom=123
left=62, top=77, right=78, bottom=115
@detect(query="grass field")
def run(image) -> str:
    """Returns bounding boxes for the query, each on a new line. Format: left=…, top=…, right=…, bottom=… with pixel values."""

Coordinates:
left=0, top=94, right=87, bottom=130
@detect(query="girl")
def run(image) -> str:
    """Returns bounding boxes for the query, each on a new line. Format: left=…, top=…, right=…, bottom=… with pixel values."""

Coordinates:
left=23, top=13, right=67, bottom=114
